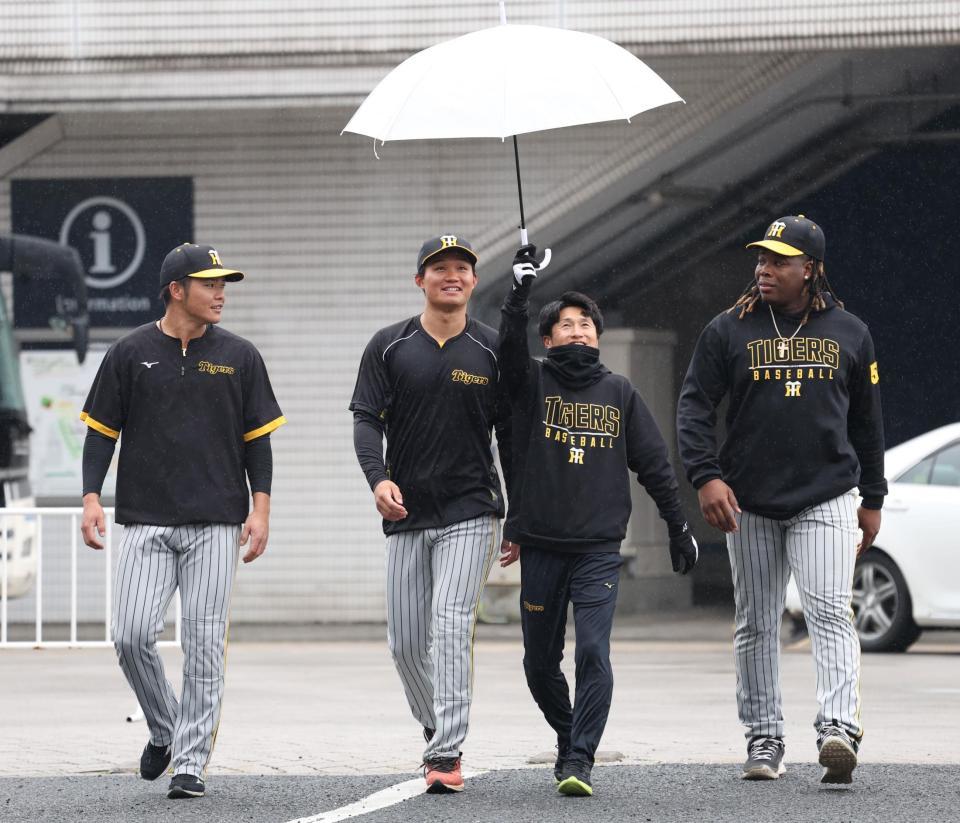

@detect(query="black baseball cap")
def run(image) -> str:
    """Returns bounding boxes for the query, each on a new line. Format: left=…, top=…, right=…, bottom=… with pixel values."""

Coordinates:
left=417, top=235, right=478, bottom=271
left=159, top=243, right=245, bottom=290
left=746, top=215, right=825, bottom=260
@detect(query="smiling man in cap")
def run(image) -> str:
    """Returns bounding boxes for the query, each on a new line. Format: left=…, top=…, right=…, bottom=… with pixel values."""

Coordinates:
left=350, top=233, right=511, bottom=793
left=677, top=215, right=886, bottom=785
left=80, top=242, right=285, bottom=799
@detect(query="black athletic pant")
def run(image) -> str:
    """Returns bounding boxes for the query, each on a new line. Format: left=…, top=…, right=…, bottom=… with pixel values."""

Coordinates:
left=520, top=547, right=622, bottom=769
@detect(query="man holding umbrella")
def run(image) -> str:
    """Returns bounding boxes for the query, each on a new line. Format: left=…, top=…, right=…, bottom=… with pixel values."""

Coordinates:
left=498, top=246, right=697, bottom=796
left=350, top=234, right=510, bottom=794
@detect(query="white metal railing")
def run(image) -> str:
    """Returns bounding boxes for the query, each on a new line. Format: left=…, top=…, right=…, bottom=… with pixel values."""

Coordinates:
left=0, top=508, right=181, bottom=649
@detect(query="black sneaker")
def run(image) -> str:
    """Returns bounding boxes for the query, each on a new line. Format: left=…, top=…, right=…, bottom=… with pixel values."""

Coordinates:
left=557, top=761, right=593, bottom=797
left=818, top=725, right=858, bottom=785
left=139, top=741, right=171, bottom=781
left=423, top=726, right=435, bottom=743
left=167, top=773, right=205, bottom=799
left=742, top=736, right=786, bottom=780
left=554, top=739, right=571, bottom=784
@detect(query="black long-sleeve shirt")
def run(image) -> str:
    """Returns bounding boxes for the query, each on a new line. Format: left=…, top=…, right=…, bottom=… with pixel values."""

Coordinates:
left=499, top=287, right=686, bottom=552
left=349, top=315, right=510, bottom=534
left=677, top=296, right=887, bottom=520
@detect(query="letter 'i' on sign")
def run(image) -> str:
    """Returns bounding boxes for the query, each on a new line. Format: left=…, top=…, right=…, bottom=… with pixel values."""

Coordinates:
left=568, top=447, right=584, bottom=464
left=88, top=210, right=117, bottom=274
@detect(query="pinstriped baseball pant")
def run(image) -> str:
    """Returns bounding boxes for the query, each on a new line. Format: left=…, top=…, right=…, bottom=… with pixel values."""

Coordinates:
left=727, top=490, right=862, bottom=742
left=112, top=523, right=240, bottom=778
left=385, top=514, right=500, bottom=761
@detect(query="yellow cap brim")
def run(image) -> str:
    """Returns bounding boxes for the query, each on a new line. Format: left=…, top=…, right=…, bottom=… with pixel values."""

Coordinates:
left=187, top=268, right=245, bottom=281
left=419, top=246, right=479, bottom=268
left=745, top=240, right=804, bottom=257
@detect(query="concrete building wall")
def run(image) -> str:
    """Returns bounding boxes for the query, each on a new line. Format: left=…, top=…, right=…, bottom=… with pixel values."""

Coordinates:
left=2, top=104, right=704, bottom=622
left=0, top=47, right=802, bottom=622
left=2, top=3, right=957, bottom=623
left=3, top=1, right=955, bottom=63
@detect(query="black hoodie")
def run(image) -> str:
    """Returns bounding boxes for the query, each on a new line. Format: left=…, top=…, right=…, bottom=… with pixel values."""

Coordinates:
left=677, top=296, right=887, bottom=520
left=499, top=287, right=687, bottom=552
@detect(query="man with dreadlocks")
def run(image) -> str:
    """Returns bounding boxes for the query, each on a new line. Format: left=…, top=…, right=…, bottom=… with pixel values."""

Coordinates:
left=676, top=215, right=886, bottom=786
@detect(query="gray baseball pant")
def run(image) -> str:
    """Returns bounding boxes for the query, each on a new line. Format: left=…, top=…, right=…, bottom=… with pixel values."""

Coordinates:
left=112, top=523, right=241, bottom=778
left=385, top=514, right=500, bottom=761
left=727, top=490, right=862, bottom=742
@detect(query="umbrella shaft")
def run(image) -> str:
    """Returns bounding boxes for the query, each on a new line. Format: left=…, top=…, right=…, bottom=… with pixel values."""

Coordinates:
left=513, top=135, right=526, bottom=231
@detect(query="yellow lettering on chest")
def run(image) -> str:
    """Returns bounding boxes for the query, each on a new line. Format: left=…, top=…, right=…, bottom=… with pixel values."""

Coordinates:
left=197, top=360, right=235, bottom=375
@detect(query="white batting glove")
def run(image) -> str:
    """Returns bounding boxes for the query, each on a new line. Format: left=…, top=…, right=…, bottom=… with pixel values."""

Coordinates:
left=512, top=244, right=539, bottom=290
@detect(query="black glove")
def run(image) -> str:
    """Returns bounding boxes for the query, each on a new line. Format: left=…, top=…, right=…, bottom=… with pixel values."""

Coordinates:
left=512, top=244, right=539, bottom=292
left=669, top=524, right=698, bottom=575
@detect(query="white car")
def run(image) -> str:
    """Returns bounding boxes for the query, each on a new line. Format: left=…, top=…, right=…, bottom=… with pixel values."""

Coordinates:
left=785, top=422, right=960, bottom=652
left=1, top=480, right=38, bottom=600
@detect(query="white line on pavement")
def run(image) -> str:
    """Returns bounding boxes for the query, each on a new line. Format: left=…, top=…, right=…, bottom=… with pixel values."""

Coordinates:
left=286, top=770, right=489, bottom=823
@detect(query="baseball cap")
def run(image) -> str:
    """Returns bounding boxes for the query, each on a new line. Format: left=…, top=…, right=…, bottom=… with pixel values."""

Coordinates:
left=417, top=234, right=478, bottom=271
left=159, top=243, right=245, bottom=290
left=746, top=215, right=825, bottom=260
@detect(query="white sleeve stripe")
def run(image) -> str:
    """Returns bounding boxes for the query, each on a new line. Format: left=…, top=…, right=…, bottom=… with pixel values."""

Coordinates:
left=464, top=331, right=500, bottom=380
left=382, top=329, right=419, bottom=360
left=464, top=331, right=497, bottom=365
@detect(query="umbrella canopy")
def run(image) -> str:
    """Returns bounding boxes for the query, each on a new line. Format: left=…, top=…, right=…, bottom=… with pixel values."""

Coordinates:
left=343, top=23, right=683, bottom=142
left=344, top=18, right=683, bottom=256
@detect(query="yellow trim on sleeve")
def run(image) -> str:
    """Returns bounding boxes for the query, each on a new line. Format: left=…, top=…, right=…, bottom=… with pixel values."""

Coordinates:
left=243, top=415, right=287, bottom=442
left=81, top=412, right=120, bottom=440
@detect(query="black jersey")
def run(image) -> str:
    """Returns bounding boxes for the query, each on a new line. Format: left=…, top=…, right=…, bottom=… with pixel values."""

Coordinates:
left=349, top=315, right=507, bottom=534
left=499, top=289, right=686, bottom=553
left=81, top=322, right=285, bottom=526
left=677, top=297, right=886, bottom=520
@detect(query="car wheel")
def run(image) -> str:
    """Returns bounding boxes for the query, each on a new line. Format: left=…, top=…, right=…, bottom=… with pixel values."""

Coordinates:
left=851, top=551, right=920, bottom=653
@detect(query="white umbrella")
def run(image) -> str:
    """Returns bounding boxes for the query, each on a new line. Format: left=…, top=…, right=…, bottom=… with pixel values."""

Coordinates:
left=343, top=3, right=684, bottom=258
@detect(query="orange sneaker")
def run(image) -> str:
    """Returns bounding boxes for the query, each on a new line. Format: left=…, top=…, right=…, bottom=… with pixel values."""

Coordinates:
left=424, top=756, right=464, bottom=793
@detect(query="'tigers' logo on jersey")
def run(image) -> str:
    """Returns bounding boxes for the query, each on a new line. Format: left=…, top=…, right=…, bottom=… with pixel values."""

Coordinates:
left=198, top=360, right=236, bottom=376
left=451, top=369, right=489, bottom=386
